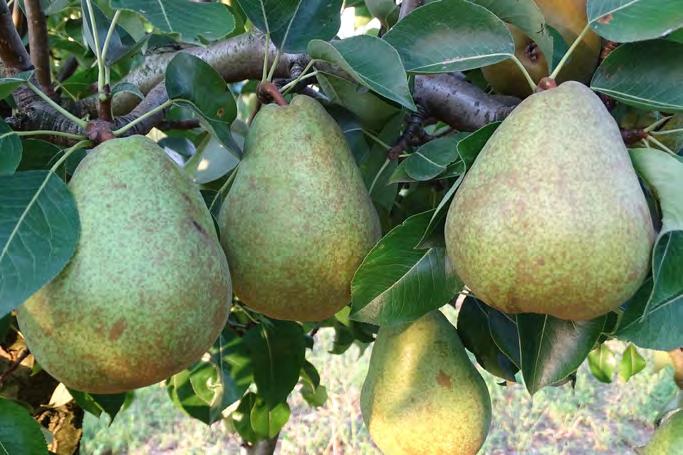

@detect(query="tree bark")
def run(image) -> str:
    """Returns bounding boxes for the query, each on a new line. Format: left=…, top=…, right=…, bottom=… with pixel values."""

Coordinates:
left=24, top=0, right=52, bottom=93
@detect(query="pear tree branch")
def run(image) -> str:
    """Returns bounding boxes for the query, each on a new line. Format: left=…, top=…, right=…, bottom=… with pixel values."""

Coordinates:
left=24, top=0, right=52, bottom=93
left=0, top=0, right=32, bottom=74
left=4, top=30, right=517, bottom=144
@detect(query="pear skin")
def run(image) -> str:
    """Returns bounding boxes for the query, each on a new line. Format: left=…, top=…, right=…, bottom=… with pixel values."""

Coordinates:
left=445, top=82, right=654, bottom=320
left=218, top=95, right=381, bottom=322
left=641, top=409, right=683, bottom=455
left=361, top=311, right=491, bottom=455
left=17, top=136, right=231, bottom=393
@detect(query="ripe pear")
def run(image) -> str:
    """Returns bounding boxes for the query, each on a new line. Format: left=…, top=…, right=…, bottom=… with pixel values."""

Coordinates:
left=641, top=409, right=683, bottom=455
left=361, top=311, right=491, bottom=455
left=218, top=95, right=381, bottom=321
left=482, top=0, right=601, bottom=98
left=445, top=82, right=654, bottom=321
left=17, top=136, right=232, bottom=393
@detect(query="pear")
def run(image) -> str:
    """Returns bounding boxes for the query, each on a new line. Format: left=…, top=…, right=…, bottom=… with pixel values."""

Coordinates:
left=641, top=409, right=683, bottom=455
left=361, top=311, right=491, bottom=455
left=445, top=81, right=654, bottom=320
left=482, top=0, right=601, bottom=98
left=17, top=136, right=232, bottom=393
left=218, top=95, right=381, bottom=321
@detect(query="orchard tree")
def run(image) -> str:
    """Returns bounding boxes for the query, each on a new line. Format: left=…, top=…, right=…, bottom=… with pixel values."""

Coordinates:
left=0, top=0, right=682, bottom=453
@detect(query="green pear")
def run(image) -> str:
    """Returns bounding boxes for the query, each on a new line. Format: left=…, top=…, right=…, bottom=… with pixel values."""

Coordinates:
left=641, top=409, right=683, bottom=455
left=481, top=0, right=601, bottom=98
left=17, top=136, right=232, bottom=394
left=445, top=81, right=654, bottom=320
left=361, top=311, right=491, bottom=455
left=218, top=95, right=381, bottom=321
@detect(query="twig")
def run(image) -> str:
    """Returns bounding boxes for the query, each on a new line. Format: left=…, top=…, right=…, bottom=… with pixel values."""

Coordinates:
left=112, top=98, right=174, bottom=136
left=24, top=0, right=52, bottom=93
left=0, top=349, right=30, bottom=388
left=0, top=0, right=32, bottom=73
left=399, top=0, right=423, bottom=19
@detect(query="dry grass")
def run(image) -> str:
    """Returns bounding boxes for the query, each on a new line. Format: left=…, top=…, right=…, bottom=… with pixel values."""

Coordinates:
left=82, top=308, right=679, bottom=455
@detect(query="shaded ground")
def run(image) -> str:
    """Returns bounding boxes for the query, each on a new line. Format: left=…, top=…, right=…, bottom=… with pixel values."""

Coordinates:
left=82, top=309, right=678, bottom=455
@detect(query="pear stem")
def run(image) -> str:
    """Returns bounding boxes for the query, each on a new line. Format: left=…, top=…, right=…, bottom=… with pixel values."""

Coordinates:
left=510, top=55, right=537, bottom=93
left=26, top=80, right=88, bottom=128
left=257, top=81, right=288, bottom=106
left=261, top=34, right=270, bottom=83
left=50, top=140, right=92, bottom=171
left=368, top=158, right=390, bottom=195
left=280, top=71, right=318, bottom=94
left=361, top=129, right=391, bottom=150
left=266, top=49, right=281, bottom=82
left=84, top=0, right=106, bottom=97
left=111, top=99, right=174, bottom=136
left=652, top=127, right=683, bottom=136
left=281, top=59, right=317, bottom=94
left=0, top=130, right=87, bottom=140
left=101, top=10, right=121, bottom=86
left=549, top=23, right=591, bottom=81
left=647, top=135, right=677, bottom=156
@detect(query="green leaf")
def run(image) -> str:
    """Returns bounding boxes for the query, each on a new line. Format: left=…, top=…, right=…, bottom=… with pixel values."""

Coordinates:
left=470, top=0, right=553, bottom=72
left=457, top=296, right=518, bottom=381
left=184, top=135, right=240, bottom=184
left=0, top=314, right=10, bottom=343
left=308, top=35, right=415, bottom=110
left=618, top=344, right=646, bottom=382
left=350, top=210, right=462, bottom=325
left=0, top=171, right=80, bottom=317
left=165, top=53, right=239, bottom=156
left=111, top=82, right=144, bottom=100
left=587, top=343, right=616, bottom=383
left=213, top=327, right=254, bottom=407
left=587, top=0, right=683, bottom=43
left=250, top=397, right=291, bottom=439
left=17, top=140, right=60, bottom=172
left=517, top=313, right=606, bottom=394
left=316, top=73, right=400, bottom=132
left=417, top=122, right=499, bottom=245
left=488, top=307, right=521, bottom=368
left=244, top=321, right=306, bottom=408
left=0, top=71, right=32, bottom=100
left=357, top=115, right=402, bottom=212
left=397, top=135, right=463, bottom=182
left=0, top=120, right=21, bottom=175
left=591, top=40, right=683, bottom=112
left=366, top=0, right=398, bottom=26
left=168, top=326, right=253, bottom=425
left=382, top=0, right=514, bottom=73
left=236, top=0, right=342, bottom=53
left=615, top=149, right=683, bottom=350
left=231, top=392, right=258, bottom=443
left=81, top=0, right=122, bottom=64
left=69, top=390, right=128, bottom=421
left=109, top=0, right=235, bottom=43
left=0, top=398, right=48, bottom=455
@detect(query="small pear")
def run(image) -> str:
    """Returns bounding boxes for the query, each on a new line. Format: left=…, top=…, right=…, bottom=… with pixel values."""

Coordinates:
left=445, top=82, right=654, bottom=320
left=17, top=136, right=232, bottom=393
left=641, top=409, right=683, bottom=455
left=218, top=95, right=381, bottom=321
left=361, top=311, right=491, bottom=455
left=482, top=0, right=601, bottom=98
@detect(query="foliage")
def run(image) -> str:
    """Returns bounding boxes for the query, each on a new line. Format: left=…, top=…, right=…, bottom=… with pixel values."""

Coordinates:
left=0, top=0, right=681, bottom=452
